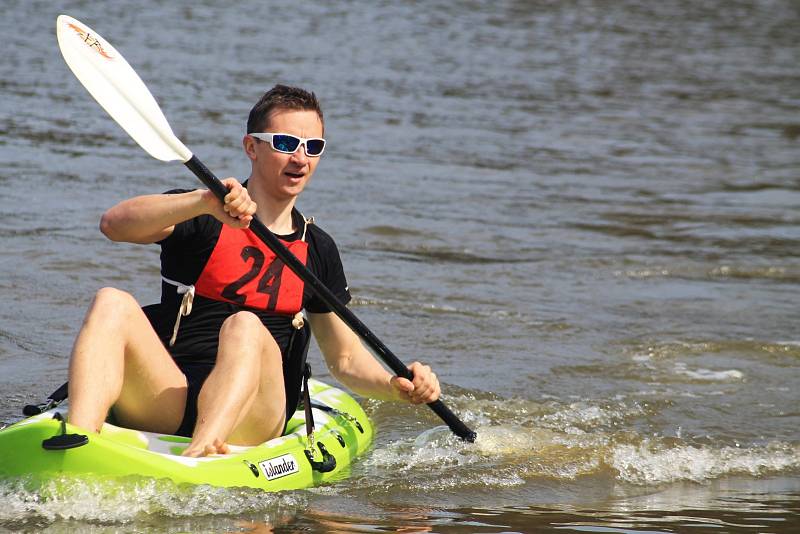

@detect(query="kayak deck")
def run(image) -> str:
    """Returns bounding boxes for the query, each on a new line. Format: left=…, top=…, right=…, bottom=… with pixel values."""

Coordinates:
left=0, top=379, right=373, bottom=491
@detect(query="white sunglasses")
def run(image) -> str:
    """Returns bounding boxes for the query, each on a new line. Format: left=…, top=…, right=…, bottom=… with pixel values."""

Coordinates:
left=250, top=132, right=326, bottom=156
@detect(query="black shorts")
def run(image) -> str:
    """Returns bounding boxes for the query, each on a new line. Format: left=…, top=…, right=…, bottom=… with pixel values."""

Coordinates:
left=171, top=324, right=311, bottom=438
left=173, top=361, right=214, bottom=437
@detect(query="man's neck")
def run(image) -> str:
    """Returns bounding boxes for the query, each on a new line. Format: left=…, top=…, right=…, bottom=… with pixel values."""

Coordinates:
left=246, top=177, right=297, bottom=235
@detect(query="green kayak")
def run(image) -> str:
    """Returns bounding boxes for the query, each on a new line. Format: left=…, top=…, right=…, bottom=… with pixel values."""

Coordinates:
left=0, top=379, right=373, bottom=491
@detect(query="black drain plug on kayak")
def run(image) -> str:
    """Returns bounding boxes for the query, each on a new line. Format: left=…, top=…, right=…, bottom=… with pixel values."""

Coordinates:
left=42, top=412, right=89, bottom=450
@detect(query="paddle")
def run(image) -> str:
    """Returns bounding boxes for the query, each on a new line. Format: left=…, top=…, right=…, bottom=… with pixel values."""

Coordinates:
left=55, top=15, right=476, bottom=443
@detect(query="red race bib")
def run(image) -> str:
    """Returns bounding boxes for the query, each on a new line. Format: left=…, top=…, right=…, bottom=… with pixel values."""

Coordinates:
left=194, top=225, right=308, bottom=314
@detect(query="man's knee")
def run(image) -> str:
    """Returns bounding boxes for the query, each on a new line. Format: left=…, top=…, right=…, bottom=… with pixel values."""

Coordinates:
left=90, top=287, right=139, bottom=318
left=94, top=286, right=135, bottom=304
left=220, top=311, right=263, bottom=336
left=219, top=311, right=274, bottom=351
left=219, top=312, right=281, bottom=363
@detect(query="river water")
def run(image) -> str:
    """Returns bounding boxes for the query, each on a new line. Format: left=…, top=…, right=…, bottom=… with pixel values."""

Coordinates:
left=1, top=0, right=799, bottom=532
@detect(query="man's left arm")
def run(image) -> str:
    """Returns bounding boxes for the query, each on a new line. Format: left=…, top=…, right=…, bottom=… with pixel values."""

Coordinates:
left=307, top=312, right=440, bottom=404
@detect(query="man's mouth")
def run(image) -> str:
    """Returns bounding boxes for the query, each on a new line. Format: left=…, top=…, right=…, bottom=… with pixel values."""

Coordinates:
left=285, top=171, right=305, bottom=179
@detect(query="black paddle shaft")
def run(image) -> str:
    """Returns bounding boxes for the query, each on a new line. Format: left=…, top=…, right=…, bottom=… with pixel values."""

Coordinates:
left=184, top=156, right=476, bottom=443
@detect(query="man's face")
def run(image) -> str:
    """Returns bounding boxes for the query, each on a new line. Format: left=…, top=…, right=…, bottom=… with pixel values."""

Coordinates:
left=245, top=108, right=324, bottom=201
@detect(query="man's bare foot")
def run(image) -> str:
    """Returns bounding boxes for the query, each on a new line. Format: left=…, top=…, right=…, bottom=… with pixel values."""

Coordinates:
left=182, top=437, right=230, bottom=457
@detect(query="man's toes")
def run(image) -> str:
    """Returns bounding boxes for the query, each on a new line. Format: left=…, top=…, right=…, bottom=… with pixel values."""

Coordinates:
left=213, top=439, right=230, bottom=455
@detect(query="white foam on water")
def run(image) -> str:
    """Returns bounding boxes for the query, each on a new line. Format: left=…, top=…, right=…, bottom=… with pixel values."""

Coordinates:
left=367, top=430, right=479, bottom=472
left=360, top=394, right=800, bottom=492
left=615, top=268, right=672, bottom=279
left=539, top=400, right=647, bottom=431
left=0, top=475, right=305, bottom=525
left=611, top=440, right=800, bottom=485
left=362, top=420, right=611, bottom=491
left=672, top=362, right=744, bottom=381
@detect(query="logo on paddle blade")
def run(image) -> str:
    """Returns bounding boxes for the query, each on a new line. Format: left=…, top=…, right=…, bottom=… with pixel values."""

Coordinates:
left=258, top=454, right=299, bottom=481
left=66, top=22, right=113, bottom=59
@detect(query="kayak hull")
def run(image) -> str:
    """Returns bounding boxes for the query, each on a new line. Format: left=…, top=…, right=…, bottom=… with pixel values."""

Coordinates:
left=0, top=379, right=373, bottom=491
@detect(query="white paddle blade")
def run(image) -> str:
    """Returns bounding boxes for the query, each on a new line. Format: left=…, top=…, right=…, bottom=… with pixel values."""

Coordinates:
left=56, top=15, right=192, bottom=163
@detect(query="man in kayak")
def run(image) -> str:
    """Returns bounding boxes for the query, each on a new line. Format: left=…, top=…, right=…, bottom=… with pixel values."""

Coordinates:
left=67, top=85, right=440, bottom=457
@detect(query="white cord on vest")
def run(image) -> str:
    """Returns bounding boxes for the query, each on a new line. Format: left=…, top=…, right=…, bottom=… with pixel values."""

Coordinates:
left=162, top=276, right=195, bottom=347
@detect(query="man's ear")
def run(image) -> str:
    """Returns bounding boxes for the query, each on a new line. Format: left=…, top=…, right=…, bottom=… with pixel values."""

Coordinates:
left=243, top=135, right=258, bottom=161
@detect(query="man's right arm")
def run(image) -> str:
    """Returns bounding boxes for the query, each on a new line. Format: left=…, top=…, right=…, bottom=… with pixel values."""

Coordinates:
left=99, top=179, right=256, bottom=244
left=100, top=190, right=207, bottom=244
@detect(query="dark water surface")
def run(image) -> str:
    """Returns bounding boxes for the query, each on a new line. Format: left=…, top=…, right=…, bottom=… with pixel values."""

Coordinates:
left=2, top=0, right=799, bottom=532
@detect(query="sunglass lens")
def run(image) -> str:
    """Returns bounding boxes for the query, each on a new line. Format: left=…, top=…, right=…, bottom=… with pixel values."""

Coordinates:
left=306, top=139, right=325, bottom=156
left=272, top=135, right=300, bottom=153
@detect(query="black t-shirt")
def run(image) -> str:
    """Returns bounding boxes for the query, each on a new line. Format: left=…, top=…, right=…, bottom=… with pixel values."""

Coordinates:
left=144, top=190, right=350, bottom=365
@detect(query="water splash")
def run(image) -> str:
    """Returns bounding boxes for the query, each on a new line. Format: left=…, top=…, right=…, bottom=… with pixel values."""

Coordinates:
left=2, top=395, right=798, bottom=527
left=359, top=395, right=800, bottom=491
left=0, top=475, right=305, bottom=530
left=612, top=440, right=800, bottom=485
left=615, top=263, right=800, bottom=282
left=672, top=362, right=744, bottom=382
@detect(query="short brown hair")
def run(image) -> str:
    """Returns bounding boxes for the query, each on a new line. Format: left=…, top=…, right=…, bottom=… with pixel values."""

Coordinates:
left=246, top=85, right=324, bottom=133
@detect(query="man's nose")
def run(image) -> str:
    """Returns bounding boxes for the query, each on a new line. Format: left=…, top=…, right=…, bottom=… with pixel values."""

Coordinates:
left=290, top=143, right=310, bottom=163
